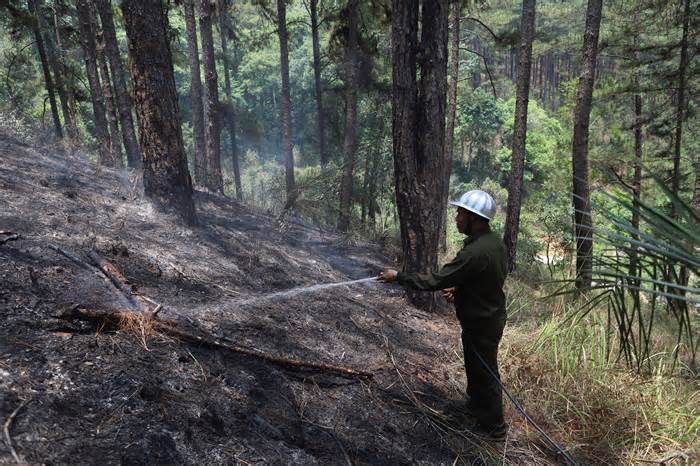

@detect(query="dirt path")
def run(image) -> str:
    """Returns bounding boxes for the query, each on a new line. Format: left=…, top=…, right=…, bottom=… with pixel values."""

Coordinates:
left=0, top=137, right=550, bottom=464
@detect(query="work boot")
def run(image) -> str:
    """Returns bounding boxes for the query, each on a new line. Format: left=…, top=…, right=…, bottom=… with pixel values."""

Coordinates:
left=472, top=422, right=508, bottom=441
left=442, top=396, right=474, bottom=419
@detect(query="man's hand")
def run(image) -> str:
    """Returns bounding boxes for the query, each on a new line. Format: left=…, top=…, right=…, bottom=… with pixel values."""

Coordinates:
left=442, top=287, right=456, bottom=303
left=378, top=268, right=398, bottom=283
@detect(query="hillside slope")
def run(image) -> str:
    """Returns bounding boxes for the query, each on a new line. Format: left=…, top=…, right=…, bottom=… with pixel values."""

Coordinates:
left=0, top=136, right=551, bottom=464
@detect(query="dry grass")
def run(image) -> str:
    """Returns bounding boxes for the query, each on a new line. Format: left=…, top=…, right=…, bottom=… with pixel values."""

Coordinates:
left=114, top=311, right=173, bottom=350
left=499, top=286, right=700, bottom=465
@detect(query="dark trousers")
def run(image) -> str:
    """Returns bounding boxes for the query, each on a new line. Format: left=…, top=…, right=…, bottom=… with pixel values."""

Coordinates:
left=460, top=315, right=506, bottom=428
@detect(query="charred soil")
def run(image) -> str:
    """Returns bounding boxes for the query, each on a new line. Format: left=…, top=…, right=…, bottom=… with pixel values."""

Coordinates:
left=0, top=137, right=551, bottom=464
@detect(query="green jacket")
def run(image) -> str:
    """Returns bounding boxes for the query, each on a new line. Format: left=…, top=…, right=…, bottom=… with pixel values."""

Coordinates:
left=397, top=231, right=507, bottom=322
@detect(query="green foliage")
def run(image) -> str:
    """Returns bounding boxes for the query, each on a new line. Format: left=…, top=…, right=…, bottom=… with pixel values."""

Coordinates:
left=496, top=97, right=568, bottom=188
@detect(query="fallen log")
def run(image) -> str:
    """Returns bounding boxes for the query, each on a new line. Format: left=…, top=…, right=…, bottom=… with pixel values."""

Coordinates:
left=87, top=250, right=151, bottom=313
left=61, top=306, right=373, bottom=380
left=48, top=244, right=142, bottom=312
left=51, top=248, right=373, bottom=379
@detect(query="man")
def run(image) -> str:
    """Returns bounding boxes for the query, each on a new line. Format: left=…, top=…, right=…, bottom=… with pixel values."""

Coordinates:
left=379, top=190, right=507, bottom=439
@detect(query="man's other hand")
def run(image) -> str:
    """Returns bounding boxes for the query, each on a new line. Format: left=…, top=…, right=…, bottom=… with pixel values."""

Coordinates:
left=378, top=268, right=398, bottom=283
left=442, top=287, right=456, bottom=303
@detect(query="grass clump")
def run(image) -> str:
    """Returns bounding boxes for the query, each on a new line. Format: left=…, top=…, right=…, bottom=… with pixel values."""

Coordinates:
left=500, top=285, right=699, bottom=464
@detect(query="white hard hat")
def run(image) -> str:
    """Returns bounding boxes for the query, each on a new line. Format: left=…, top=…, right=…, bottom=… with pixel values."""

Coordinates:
left=449, top=190, right=496, bottom=220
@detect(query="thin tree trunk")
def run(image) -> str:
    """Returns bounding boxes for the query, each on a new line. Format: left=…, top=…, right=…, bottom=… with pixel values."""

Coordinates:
left=95, top=0, right=141, bottom=169
left=571, top=0, right=603, bottom=290
left=199, top=0, right=223, bottom=193
left=277, top=0, right=295, bottom=208
left=441, top=0, right=460, bottom=253
left=368, top=147, right=380, bottom=226
left=471, top=36, right=481, bottom=88
left=183, top=0, right=206, bottom=185
left=630, top=91, right=643, bottom=276
left=51, top=0, right=77, bottom=138
left=39, top=0, right=75, bottom=140
left=671, top=0, right=690, bottom=218
left=27, top=0, right=62, bottom=139
left=76, top=0, right=113, bottom=165
left=97, top=46, right=123, bottom=166
left=361, top=150, right=371, bottom=226
left=338, top=0, right=360, bottom=233
left=217, top=0, right=242, bottom=200
left=120, top=0, right=196, bottom=225
left=199, top=0, right=224, bottom=193
left=392, top=0, right=449, bottom=311
left=503, top=0, right=536, bottom=272
left=309, top=0, right=328, bottom=166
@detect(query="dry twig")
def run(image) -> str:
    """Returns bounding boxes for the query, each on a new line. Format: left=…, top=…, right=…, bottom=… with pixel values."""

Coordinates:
left=3, top=398, right=30, bottom=463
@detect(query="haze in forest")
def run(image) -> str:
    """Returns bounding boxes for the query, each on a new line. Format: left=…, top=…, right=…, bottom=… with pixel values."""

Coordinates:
left=0, top=0, right=697, bottom=464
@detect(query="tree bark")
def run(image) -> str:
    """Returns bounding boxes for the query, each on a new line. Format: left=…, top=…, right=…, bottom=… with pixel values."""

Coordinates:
left=571, top=0, right=603, bottom=290
left=338, top=0, right=360, bottom=233
left=183, top=0, right=206, bottom=185
left=277, top=0, right=295, bottom=208
left=441, top=0, right=460, bottom=252
left=121, top=0, right=197, bottom=225
left=199, top=0, right=223, bottom=193
left=97, top=46, right=123, bottom=166
left=671, top=0, right=690, bottom=218
left=51, top=0, right=77, bottom=139
left=503, top=0, right=536, bottom=273
left=216, top=0, right=242, bottom=200
left=309, top=0, right=328, bottom=166
left=76, top=0, right=113, bottom=166
left=38, top=0, right=75, bottom=140
left=27, top=0, right=62, bottom=139
left=630, top=90, right=643, bottom=276
left=95, top=0, right=141, bottom=169
left=392, top=0, right=449, bottom=311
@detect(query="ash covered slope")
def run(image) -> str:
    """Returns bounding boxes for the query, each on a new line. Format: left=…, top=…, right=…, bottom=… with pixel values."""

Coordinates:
left=0, top=137, right=540, bottom=464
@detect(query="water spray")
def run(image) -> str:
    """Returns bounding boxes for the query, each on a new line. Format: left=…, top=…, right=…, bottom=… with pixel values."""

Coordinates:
left=235, top=276, right=380, bottom=307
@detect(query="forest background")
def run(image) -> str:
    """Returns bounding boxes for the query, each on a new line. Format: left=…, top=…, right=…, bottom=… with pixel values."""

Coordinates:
left=0, top=0, right=698, bottom=462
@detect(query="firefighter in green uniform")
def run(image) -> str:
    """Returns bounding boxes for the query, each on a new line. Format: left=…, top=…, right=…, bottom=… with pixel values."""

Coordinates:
left=379, top=190, right=508, bottom=440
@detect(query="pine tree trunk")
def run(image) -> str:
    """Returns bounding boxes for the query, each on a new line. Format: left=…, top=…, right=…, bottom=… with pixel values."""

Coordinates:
left=368, top=147, right=380, bottom=226
left=338, top=0, right=360, bottom=233
left=671, top=0, right=690, bottom=218
left=441, top=0, right=460, bottom=253
left=392, top=0, right=449, bottom=311
left=471, top=36, right=481, bottom=88
left=199, top=0, right=223, bottom=193
left=277, top=0, right=295, bottom=208
left=120, top=0, right=196, bottom=225
left=76, top=0, right=113, bottom=166
left=97, top=46, right=123, bottom=166
left=571, top=0, right=603, bottom=290
left=361, top=150, right=371, bottom=227
left=309, top=0, right=328, bottom=166
left=183, top=0, right=206, bottom=185
left=27, top=0, right=62, bottom=139
left=503, top=0, right=536, bottom=272
left=51, top=0, right=77, bottom=138
left=38, top=0, right=75, bottom=140
left=95, top=0, right=141, bottom=169
left=217, top=0, right=242, bottom=200
left=630, top=91, right=643, bottom=276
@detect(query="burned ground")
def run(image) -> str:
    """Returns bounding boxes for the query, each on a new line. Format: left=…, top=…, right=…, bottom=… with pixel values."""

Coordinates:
left=0, top=137, right=553, bottom=464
